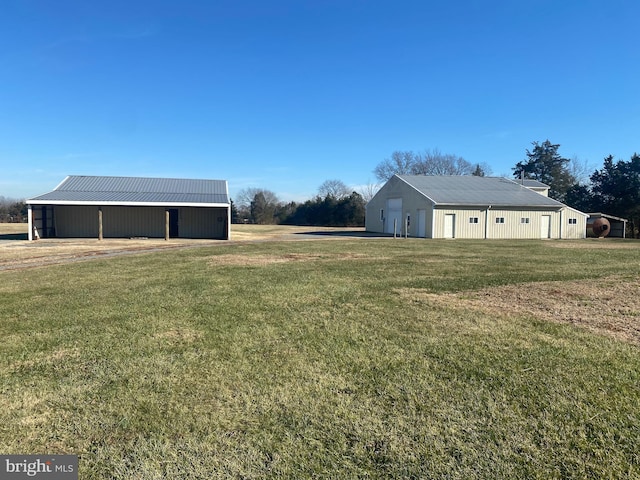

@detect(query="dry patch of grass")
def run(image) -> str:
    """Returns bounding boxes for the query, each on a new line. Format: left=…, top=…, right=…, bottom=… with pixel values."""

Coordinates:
left=0, top=223, right=28, bottom=235
left=6, top=347, right=81, bottom=373
left=398, top=276, right=640, bottom=345
left=209, top=252, right=372, bottom=266
left=547, top=239, right=639, bottom=249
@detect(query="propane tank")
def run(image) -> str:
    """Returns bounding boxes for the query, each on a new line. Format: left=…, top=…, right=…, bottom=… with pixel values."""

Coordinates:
left=589, top=217, right=611, bottom=237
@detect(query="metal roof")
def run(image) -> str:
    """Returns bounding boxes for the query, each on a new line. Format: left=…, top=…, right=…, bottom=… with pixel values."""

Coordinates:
left=587, top=212, right=628, bottom=222
left=28, top=175, right=230, bottom=206
left=396, top=175, right=565, bottom=207
left=517, top=179, right=549, bottom=189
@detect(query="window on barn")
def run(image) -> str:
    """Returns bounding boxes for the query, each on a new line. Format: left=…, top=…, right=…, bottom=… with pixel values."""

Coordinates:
left=568, top=218, right=577, bottom=224
left=469, top=217, right=479, bottom=224
left=495, top=217, right=505, bottom=224
left=520, top=217, right=530, bottom=224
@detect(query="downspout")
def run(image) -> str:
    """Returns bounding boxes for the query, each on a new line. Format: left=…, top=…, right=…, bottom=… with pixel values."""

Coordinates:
left=431, top=208, right=436, bottom=238
left=484, top=205, right=491, bottom=239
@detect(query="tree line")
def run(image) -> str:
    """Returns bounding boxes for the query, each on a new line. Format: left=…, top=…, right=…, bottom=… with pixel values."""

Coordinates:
left=233, top=181, right=367, bottom=227
left=4, top=142, right=638, bottom=234
left=505, top=140, right=640, bottom=237
left=0, top=197, right=27, bottom=222
left=233, top=150, right=491, bottom=227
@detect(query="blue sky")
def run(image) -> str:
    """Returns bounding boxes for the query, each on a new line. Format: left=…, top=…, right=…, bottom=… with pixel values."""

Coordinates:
left=2, top=0, right=639, bottom=202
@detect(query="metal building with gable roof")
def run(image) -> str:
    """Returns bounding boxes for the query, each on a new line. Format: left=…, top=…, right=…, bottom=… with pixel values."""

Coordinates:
left=365, top=175, right=587, bottom=239
left=27, top=175, right=231, bottom=241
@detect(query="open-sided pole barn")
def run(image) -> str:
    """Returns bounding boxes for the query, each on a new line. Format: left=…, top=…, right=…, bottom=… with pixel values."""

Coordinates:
left=27, top=176, right=231, bottom=241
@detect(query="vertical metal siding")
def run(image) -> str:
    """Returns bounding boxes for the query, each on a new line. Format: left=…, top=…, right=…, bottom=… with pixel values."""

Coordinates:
left=103, top=206, right=165, bottom=238
left=366, top=177, right=406, bottom=234
left=366, top=178, right=587, bottom=240
left=433, top=208, right=571, bottom=239
left=447, top=208, right=486, bottom=238
left=179, top=207, right=227, bottom=239
left=562, top=209, right=587, bottom=239
left=433, top=209, right=486, bottom=238
left=486, top=209, right=562, bottom=239
left=54, top=206, right=100, bottom=237
left=52, top=205, right=230, bottom=239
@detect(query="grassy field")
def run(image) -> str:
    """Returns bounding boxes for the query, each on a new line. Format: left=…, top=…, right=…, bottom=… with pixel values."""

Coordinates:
left=1, top=231, right=639, bottom=478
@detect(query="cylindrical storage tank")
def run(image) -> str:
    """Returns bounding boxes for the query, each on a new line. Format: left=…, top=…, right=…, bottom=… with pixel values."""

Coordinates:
left=587, top=217, right=611, bottom=237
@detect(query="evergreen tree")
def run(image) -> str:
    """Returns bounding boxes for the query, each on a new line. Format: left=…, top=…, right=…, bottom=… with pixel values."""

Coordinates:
left=590, top=154, right=640, bottom=237
left=513, top=140, right=576, bottom=202
left=230, top=199, right=239, bottom=224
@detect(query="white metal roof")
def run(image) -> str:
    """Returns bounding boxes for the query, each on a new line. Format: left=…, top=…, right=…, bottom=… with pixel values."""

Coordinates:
left=28, top=175, right=230, bottom=207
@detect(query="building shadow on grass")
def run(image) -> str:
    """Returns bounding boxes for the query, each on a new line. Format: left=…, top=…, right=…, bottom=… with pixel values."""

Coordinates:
left=0, top=233, right=29, bottom=241
left=293, top=230, right=390, bottom=239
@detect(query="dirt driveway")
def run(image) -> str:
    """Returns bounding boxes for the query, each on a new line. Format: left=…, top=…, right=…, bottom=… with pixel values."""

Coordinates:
left=0, top=224, right=369, bottom=271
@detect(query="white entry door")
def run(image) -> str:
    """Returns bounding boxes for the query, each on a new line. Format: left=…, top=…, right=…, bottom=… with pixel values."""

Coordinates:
left=444, top=214, right=455, bottom=239
left=385, top=198, right=403, bottom=235
left=417, top=209, right=427, bottom=238
left=540, top=215, right=551, bottom=238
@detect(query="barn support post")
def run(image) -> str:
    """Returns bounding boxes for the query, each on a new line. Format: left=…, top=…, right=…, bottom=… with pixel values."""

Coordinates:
left=98, top=207, right=103, bottom=240
left=165, top=209, right=170, bottom=240
left=28, top=206, right=33, bottom=241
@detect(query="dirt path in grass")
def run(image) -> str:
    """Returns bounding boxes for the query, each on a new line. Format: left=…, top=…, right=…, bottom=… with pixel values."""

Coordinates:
left=0, top=225, right=368, bottom=271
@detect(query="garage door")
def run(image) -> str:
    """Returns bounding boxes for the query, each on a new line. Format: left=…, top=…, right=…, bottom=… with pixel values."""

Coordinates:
left=385, top=198, right=403, bottom=235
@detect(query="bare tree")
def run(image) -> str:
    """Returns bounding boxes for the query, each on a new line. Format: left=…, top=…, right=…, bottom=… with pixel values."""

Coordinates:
left=358, top=180, right=381, bottom=203
left=236, top=187, right=280, bottom=224
left=318, top=179, right=350, bottom=199
left=568, top=156, right=594, bottom=186
left=236, top=187, right=278, bottom=209
left=412, top=149, right=474, bottom=175
left=373, top=151, right=418, bottom=182
left=373, top=149, right=475, bottom=181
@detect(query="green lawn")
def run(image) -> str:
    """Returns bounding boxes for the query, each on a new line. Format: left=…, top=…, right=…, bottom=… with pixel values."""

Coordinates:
left=1, top=238, right=639, bottom=479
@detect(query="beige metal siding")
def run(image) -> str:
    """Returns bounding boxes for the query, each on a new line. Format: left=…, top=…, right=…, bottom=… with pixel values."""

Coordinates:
left=366, top=177, right=587, bottom=240
left=562, top=209, right=587, bottom=239
left=366, top=176, right=436, bottom=236
left=54, top=205, right=100, bottom=237
left=366, top=177, right=407, bottom=233
left=180, top=207, right=227, bottom=239
left=432, top=208, right=573, bottom=239
left=423, top=208, right=434, bottom=238
left=103, top=206, right=165, bottom=238
left=434, top=208, right=486, bottom=239
left=486, top=209, right=564, bottom=239
left=486, top=210, right=543, bottom=239
left=52, top=205, right=229, bottom=239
